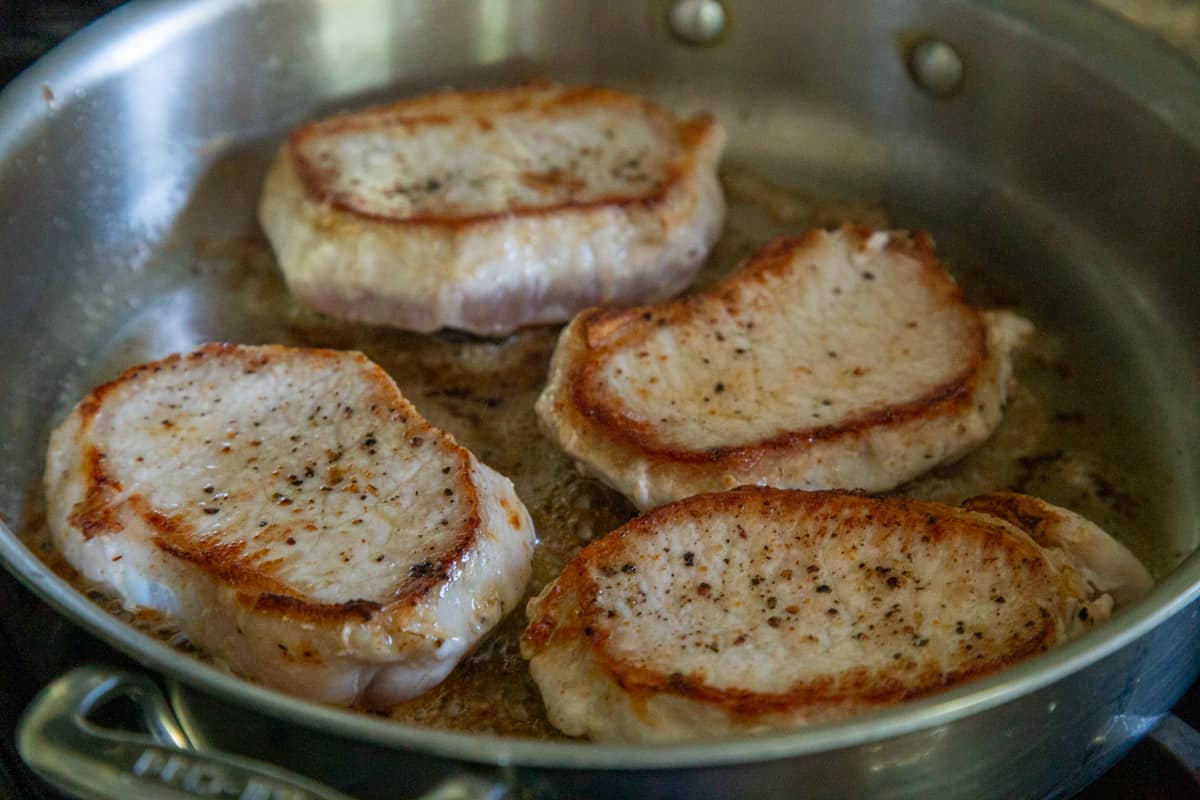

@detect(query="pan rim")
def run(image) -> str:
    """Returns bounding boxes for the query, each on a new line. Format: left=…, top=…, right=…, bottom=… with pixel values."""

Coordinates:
left=1, top=0, right=1199, bottom=771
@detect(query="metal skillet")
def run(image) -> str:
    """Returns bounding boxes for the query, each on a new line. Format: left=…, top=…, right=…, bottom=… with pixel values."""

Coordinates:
left=1, top=0, right=1199, bottom=798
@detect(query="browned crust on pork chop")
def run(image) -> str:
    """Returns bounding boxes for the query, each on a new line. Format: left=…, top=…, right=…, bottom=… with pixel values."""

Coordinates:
left=961, top=492, right=1073, bottom=548
left=288, top=79, right=720, bottom=228
left=64, top=342, right=484, bottom=627
left=565, top=227, right=985, bottom=468
left=522, top=487, right=1064, bottom=721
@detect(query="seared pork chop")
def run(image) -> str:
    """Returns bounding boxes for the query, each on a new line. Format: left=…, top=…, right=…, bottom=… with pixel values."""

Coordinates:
left=521, top=487, right=1150, bottom=742
left=259, top=80, right=726, bottom=336
left=44, top=344, right=535, bottom=708
left=537, top=227, right=1033, bottom=508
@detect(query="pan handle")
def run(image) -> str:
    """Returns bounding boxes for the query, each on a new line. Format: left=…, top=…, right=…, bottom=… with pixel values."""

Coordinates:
left=17, top=665, right=506, bottom=800
left=1149, top=712, right=1200, bottom=777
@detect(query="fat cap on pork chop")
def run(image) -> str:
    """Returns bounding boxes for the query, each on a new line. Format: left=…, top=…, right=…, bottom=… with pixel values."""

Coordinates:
left=44, top=343, right=536, bottom=708
left=536, top=226, right=1033, bottom=508
left=259, top=80, right=726, bottom=336
left=521, top=487, right=1151, bottom=742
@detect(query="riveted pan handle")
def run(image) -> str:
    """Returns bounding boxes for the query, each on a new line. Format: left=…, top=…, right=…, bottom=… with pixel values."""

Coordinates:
left=18, top=665, right=505, bottom=800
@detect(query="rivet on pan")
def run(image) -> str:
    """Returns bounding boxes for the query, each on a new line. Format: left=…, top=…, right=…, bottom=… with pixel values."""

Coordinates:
left=668, top=0, right=727, bottom=46
left=908, top=38, right=965, bottom=97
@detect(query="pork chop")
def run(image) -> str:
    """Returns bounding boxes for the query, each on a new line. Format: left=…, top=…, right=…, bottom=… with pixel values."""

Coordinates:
left=259, top=80, right=726, bottom=336
left=521, top=487, right=1150, bottom=742
left=44, top=343, right=536, bottom=708
left=536, top=226, right=1033, bottom=509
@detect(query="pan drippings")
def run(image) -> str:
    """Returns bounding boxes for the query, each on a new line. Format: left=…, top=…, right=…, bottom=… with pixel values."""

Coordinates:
left=20, top=166, right=1175, bottom=739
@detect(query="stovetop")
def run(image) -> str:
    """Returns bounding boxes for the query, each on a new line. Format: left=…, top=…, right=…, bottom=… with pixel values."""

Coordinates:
left=0, top=2, right=1198, bottom=799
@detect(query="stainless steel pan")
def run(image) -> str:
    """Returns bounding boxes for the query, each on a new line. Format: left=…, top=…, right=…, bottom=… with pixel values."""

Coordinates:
left=2, top=1, right=1199, bottom=798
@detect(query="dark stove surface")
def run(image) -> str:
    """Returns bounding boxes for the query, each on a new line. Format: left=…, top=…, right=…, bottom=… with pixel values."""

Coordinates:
left=0, top=1, right=124, bottom=85
left=0, top=2, right=1198, bottom=798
